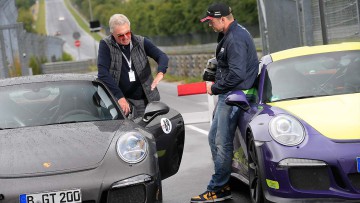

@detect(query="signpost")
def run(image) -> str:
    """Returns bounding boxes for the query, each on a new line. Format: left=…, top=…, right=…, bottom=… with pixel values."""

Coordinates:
left=72, top=31, right=81, bottom=40
left=73, top=32, right=81, bottom=60
left=74, top=40, right=81, bottom=47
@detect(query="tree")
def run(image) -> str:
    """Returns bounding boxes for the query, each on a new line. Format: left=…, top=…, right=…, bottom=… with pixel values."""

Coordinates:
left=72, top=0, right=259, bottom=37
left=17, top=8, right=35, bottom=33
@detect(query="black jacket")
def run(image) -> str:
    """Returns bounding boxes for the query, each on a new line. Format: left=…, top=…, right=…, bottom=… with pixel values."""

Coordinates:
left=211, top=20, right=259, bottom=95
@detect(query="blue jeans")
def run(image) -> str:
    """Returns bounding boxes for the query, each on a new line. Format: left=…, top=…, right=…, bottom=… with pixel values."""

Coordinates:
left=207, top=92, right=240, bottom=192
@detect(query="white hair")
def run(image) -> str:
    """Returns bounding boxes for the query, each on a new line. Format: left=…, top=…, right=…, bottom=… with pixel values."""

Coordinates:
left=109, top=14, right=131, bottom=33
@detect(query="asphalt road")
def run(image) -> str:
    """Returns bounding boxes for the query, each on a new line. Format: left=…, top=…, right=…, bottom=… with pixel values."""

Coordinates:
left=158, top=82, right=251, bottom=203
left=45, top=0, right=98, bottom=60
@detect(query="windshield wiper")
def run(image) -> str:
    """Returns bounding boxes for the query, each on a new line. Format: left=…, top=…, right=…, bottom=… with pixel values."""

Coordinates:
left=0, top=127, right=14, bottom=130
left=274, top=95, right=319, bottom=102
left=56, top=120, right=83, bottom=125
left=56, top=119, right=101, bottom=125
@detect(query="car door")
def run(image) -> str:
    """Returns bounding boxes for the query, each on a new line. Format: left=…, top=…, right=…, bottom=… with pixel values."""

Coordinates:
left=134, top=102, right=185, bottom=180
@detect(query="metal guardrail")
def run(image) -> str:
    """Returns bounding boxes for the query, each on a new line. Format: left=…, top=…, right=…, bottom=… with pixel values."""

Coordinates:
left=40, top=41, right=262, bottom=77
left=42, top=59, right=93, bottom=74
left=159, top=38, right=262, bottom=54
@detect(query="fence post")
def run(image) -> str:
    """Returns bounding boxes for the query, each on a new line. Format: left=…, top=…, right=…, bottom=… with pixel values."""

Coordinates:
left=0, top=28, right=8, bottom=78
left=319, top=0, right=328, bottom=45
left=357, top=0, right=360, bottom=34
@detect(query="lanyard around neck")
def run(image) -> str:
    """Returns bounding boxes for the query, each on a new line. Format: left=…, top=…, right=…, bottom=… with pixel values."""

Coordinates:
left=117, top=42, right=133, bottom=70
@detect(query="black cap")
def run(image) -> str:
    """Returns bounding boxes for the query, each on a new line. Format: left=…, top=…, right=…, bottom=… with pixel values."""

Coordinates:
left=200, top=3, right=231, bottom=23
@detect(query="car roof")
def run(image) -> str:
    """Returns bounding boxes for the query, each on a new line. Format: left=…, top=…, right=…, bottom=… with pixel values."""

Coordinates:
left=270, top=42, right=360, bottom=62
left=0, top=73, right=97, bottom=87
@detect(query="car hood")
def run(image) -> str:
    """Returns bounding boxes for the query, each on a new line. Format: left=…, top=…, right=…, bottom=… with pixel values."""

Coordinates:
left=269, top=93, right=360, bottom=140
left=0, top=121, right=122, bottom=178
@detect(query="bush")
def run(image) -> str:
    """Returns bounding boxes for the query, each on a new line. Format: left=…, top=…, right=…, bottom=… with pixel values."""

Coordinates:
left=61, top=52, right=73, bottom=61
left=8, top=56, right=23, bottom=77
left=29, top=56, right=47, bottom=75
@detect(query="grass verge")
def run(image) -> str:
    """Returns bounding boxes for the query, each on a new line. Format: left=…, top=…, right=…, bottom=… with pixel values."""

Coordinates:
left=35, top=0, right=46, bottom=34
left=163, top=74, right=203, bottom=84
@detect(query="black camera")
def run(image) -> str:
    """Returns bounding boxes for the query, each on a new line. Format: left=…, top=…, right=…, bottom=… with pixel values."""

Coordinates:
left=203, top=57, right=217, bottom=82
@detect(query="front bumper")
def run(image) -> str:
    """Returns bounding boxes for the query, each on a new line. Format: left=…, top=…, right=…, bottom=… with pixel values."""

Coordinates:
left=0, top=172, right=160, bottom=203
left=0, top=136, right=161, bottom=203
left=256, top=139, right=360, bottom=202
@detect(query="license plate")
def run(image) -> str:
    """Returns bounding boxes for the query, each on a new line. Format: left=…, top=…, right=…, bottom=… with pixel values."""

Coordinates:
left=357, top=157, right=360, bottom=173
left=19, top=189, right=81, bottom=203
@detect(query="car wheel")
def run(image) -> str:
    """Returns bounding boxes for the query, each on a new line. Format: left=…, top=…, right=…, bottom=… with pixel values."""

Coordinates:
left=247, top=136, right=266, bottom=203
left=156, top=176, right=163, bottom=202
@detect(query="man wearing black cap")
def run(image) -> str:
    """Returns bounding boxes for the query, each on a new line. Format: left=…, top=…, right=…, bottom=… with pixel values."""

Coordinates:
left=191, top=2, right=259, bottom=202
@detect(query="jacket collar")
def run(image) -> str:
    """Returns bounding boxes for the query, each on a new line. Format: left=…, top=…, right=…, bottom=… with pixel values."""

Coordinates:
left=217, top=19, right=238, bottom=43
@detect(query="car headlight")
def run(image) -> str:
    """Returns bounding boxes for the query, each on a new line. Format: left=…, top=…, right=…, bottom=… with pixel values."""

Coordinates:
left=116, top=132, right=148, bottom=164
left=269, top=115, right=305, bottom=146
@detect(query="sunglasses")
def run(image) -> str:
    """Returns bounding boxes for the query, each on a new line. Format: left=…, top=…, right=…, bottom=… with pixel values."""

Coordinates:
left=116, top=31, right=131, bottom=39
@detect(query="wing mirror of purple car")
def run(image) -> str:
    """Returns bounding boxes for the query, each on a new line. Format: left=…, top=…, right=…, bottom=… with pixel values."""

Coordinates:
left=225, top=90, right=250, bottom=111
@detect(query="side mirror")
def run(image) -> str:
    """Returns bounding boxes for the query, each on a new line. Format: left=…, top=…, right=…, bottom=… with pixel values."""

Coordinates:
left=225, top=90, right=250, bottom=111
left=142, top=101, right=170, bottom=123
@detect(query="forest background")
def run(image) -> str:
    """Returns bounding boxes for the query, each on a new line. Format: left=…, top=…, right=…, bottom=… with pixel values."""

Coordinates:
left=16, top=0, right=259, bottom=45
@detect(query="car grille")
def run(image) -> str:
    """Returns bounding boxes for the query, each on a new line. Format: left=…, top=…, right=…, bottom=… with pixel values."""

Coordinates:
left=107, top=184, right=146, bottom=203
left=289, top=166, right=330, bottom=190
left=348, top=173, right=360, bottom=190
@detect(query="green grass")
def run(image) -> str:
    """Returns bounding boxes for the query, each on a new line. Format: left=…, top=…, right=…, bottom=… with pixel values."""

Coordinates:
left=64, top=0, right=102, bottom=41
left=89, top=65, right=98, bottom=72
left=35, top=0, right=46, bottom=34
left=163, top=74, right=203, bottom=84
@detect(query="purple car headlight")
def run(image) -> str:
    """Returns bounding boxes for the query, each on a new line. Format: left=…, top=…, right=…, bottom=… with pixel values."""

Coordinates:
left=269, top=115, right=305, bottom=146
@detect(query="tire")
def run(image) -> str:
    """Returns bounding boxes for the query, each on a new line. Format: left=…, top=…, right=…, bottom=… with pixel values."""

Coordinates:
left=156, top=176, right=163, bottom=202
left=247, top=136, right=266, bottom=203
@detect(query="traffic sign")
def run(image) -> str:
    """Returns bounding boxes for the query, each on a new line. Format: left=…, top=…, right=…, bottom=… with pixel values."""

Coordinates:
left=90, top=20, right=101, bottom=32
left=72, top=32, right=81, bottom=40
left=74, top=40, right=81, bottom=47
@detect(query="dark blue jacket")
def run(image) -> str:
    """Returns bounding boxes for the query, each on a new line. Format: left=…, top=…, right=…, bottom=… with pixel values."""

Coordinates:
left=211, top=20, right=259, bottom=95
left=97, top=35, right=168, bottom=100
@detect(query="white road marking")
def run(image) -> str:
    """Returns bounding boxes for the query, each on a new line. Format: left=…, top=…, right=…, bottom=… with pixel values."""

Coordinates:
left=186, top=125, right=209, bottom=136
left=182, top=111, right=210, bottom=124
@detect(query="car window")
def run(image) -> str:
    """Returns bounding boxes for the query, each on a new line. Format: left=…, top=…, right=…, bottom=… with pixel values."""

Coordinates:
left=0, top=80, right=123, bottom=129
left=264, top=50, right=360, bottom=102
left=96, top=84, right=118, bottom=119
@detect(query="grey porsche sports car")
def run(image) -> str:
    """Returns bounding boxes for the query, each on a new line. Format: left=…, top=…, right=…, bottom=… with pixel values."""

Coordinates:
left=0, top=74, right=185, bottom=203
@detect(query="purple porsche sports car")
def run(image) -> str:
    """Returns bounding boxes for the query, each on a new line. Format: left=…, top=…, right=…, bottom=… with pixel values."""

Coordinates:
left=226, top=42, right=360, bottom=202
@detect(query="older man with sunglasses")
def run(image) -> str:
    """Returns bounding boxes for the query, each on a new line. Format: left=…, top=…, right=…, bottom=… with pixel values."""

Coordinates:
left=98, top=14, right=169, bottom=118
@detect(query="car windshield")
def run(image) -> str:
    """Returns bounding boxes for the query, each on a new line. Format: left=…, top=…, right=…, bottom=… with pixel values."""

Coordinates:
left=0, top=80, right=122, bottom=129
left=264, top=50, right=360, bottom=102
